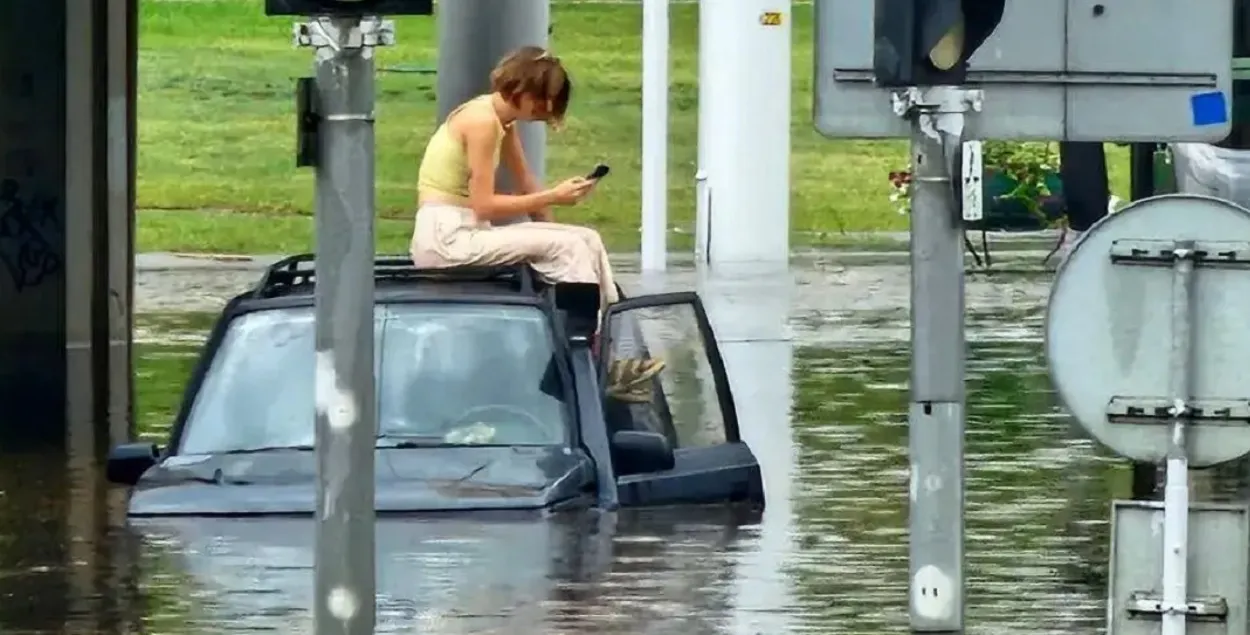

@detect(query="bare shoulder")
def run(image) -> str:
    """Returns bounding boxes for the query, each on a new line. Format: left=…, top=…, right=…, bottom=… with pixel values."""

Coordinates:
left=448, top=101, right=501, bottom=140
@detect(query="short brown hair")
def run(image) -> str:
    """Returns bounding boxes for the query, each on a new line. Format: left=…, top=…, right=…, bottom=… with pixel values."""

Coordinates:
left=490, top=46, right=572, bottom=123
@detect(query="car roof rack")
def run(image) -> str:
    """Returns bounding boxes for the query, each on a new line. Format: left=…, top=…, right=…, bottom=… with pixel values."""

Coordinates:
left=250, top=253, right=538, bottom=299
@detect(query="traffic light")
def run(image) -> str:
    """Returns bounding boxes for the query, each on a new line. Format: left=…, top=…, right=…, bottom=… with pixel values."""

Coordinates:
left=264, top=0, right=432, bottom=16
left=873, top=0, right=1006, bottom=87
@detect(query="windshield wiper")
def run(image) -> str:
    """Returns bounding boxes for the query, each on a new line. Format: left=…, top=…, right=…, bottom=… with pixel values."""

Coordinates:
left=218, top=444, right=314, bottom=455
left=376, top=434, right=514, bottom=449
left=376, top=434, right=453, bottom=448
left=214, top=438, right=517, bottom=454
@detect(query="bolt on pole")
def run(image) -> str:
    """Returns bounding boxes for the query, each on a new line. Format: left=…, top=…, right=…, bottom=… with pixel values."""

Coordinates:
left=294, top=15, right=393, bottom=635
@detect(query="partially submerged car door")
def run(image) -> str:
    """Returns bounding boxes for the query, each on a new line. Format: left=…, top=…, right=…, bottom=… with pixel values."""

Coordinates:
left=599, top=291, right=764, bottom=507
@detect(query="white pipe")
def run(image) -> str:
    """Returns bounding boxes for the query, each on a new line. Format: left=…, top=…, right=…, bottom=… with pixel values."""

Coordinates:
left=694, top=169, right=710, bottom=262
left=694, top=0, right=713, bottom=263
left=640, top=0, right=669, bottom=271
left=1161, top=448, right=1189, bottom=635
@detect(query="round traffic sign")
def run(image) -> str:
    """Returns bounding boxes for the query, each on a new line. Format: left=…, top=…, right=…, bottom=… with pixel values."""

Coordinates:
left=1047, top=194, right=1250, bottom=467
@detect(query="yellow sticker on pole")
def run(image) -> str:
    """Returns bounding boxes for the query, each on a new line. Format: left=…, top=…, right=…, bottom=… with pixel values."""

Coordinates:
left=759, top=11, right=783, bottom=26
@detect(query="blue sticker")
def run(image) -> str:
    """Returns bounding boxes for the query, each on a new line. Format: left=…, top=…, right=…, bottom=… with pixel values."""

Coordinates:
left=1190, top=91, right=1229, bottom=127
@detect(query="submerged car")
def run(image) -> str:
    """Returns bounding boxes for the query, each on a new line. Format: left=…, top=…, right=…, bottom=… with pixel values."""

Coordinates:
left=108, top=255, right=765, bottom=515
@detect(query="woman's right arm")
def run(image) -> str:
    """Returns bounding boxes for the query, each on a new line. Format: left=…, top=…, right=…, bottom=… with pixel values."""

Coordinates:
left=463, top=114, right=558, bottom=221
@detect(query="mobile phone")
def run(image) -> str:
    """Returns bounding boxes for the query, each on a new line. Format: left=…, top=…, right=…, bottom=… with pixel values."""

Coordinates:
left=586, top=163, right=610, bottom=180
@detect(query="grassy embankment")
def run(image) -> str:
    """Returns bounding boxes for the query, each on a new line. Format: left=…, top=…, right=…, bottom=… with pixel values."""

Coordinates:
left=135, top=0, right=1131, bottom=254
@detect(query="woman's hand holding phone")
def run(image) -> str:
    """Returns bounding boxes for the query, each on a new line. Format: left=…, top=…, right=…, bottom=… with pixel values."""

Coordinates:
left=550, top=177, right=596, bottom=205
left=548, top=164, right=608, bottom=207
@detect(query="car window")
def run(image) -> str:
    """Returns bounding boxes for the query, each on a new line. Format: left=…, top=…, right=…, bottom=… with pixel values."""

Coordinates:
left=177, top=303, right=569, bottom=455
left=602, top=302, right=729, bottom=449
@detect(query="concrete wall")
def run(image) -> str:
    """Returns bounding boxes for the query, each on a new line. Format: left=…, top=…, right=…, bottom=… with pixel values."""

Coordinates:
left=0, top=0, right=134, bottom=453
left=0, top=0, right=68, bottom=449
left=0, top=1, right=139, bottom=631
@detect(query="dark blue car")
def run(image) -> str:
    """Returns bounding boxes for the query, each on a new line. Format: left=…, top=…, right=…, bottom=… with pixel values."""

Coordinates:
left=107, top=255, right=765, bottom=515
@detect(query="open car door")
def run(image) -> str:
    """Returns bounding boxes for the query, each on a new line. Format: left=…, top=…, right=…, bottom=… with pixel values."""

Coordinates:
left=599, top=292, right=764, bottom=507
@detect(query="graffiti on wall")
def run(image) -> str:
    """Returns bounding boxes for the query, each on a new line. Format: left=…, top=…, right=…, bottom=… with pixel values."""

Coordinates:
left=0, top=178, right=63, bottom=292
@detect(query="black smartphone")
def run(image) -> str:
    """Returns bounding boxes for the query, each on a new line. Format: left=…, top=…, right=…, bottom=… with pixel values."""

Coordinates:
left=586, top=163, right=610, bottom=180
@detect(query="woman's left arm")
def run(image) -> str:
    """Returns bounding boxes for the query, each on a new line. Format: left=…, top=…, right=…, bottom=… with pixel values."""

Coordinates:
left=501, top=125, right=554, bottom=221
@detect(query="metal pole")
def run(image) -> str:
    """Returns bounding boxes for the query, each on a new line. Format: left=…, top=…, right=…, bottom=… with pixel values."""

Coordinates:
left=436, top=0, right=549, bottom=206
left=1161, top=240, right=1196, bottom=635
left=304, top=16, right=380, bottom=635
left=1130, top=142, right=1158, bottom=201
left=640, top=0, right=669, bottom=271
left=903, top=86, right=968, bottom=634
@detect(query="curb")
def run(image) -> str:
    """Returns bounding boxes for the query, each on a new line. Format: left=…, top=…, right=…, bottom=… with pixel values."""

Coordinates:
left=135, top=231, right=1066, bottom=272
left=136, top=248, right=1062, bottom=273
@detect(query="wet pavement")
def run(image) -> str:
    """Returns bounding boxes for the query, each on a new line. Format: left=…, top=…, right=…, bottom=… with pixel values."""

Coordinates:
left=7, top=249, right=1242, bottom=634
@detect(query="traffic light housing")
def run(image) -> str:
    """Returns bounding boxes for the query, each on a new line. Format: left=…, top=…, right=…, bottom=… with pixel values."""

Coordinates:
left=264, top=0, right=432, bottom=16
left=873, top=0, right=1006, bottom=87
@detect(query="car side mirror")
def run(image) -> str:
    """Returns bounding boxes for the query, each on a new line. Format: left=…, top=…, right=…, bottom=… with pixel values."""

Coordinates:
left=106, top=442, right=160, bottom=486
left=611, top=430, right=674, bottom=476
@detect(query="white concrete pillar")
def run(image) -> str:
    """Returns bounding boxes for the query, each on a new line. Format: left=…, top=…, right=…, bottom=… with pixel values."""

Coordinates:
left=696, top=0, right=792, bottom=266
left=640, top=0, right=670, bottom=271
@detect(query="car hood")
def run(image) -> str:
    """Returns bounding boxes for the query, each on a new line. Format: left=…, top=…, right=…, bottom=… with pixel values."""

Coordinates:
left=128, top=446, right=593, bottom=516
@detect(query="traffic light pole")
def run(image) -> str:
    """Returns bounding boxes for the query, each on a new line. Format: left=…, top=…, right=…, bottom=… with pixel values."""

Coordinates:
left=895, top=85, right=982, bottom=634
left=296, top=16, right=389, bottom=635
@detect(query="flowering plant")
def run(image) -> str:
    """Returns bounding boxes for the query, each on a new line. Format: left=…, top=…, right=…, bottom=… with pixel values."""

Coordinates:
left=888, top=140, right=1064, bottom=266
left=888, top=141, right=1058, bottom=216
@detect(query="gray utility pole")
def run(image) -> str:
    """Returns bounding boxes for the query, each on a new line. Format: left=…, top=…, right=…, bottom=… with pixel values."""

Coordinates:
left=436, top=0, right=549, bottom=209
left=295, top=16, right=392, bottom=635
left=895, top=85, right=982, bottom=635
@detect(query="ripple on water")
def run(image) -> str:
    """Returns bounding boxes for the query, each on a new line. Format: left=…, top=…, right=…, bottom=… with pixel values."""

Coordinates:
left=787, top=339, right=1121, bottom=635
left=115, top=331, right=1125, bottom=635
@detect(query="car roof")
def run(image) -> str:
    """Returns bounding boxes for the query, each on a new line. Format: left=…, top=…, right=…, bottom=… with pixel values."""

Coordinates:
left=226, top=253, right=552, bottom=310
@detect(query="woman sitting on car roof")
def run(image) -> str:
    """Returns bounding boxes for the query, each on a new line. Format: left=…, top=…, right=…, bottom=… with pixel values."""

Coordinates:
left=410, top=45, right=663, bottom=401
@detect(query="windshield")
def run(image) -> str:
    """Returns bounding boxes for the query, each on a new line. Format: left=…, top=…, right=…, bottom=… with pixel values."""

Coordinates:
left=178, top=303, right=569, bottom=455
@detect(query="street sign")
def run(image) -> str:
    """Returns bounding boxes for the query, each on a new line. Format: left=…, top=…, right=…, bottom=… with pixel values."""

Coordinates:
left=1109, top=501, right=1249, bottom=635
left=1047, top=194, right=1250, bottom=467
left=1050, top=194, right=1250, bottom=635
left=814, top=0, right=1234, bottom=141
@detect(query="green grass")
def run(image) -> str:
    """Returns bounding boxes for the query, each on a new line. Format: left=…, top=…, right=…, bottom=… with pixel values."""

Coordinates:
left=134, top=342, right=200, bottom=441
left=135, top=0, right=1132, bottom=254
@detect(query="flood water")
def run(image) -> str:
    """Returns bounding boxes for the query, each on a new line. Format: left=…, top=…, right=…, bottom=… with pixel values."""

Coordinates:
left=6, top=253, right=1247, bottom=634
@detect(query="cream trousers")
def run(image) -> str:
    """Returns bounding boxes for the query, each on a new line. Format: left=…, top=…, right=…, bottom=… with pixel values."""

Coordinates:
left=410, top=204, right=620, bottom=307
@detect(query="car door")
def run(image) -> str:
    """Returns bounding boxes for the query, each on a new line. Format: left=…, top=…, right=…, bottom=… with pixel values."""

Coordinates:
left=598, top=291, right=764, bottom=507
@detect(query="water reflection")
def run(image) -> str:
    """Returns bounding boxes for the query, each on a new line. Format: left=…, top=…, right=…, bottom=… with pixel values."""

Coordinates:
left=788, top=338, right=1126, bottom=634
left=698, top=265, right=799, bottom=635
left=113, top=336, right=1126, bottom=634
left=0, top=452, right=143, bottom=635
left=132, top=508, right=759, bottom=634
